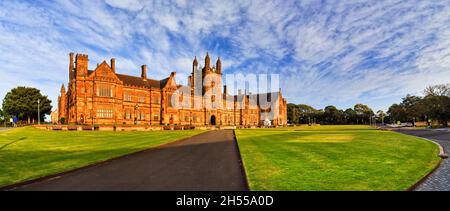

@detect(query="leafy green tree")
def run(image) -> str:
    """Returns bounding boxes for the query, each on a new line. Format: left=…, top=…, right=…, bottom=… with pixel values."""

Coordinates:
left=422, top=84, right=450, bottom=127
left=387, top=103, right=406, bottom=123
left=323, top=105, right=344, bottom=124
left=287, top=104, right=319, bottom=124
left=401, top=95, right=424, bottom=125
left=376, top=110, right=386, bottom=124
left=298, top=104, right=317, bottom=124
left=2, top=87, right=52, bottom=124
left=344, top=108, right=357, bottom=124
left=287, top=103, right=300, bottom=124
left=314, top=109, right=325, bottom=124
left=354, top=104, right=374, bottom=124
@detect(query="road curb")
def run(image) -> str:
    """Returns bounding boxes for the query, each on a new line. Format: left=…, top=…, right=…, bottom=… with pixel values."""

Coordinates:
left=404, top=136, right=446, bottom=191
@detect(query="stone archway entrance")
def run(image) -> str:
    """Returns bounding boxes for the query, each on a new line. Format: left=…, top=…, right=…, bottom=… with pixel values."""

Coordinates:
left=210, top=115, right=216, bottom=126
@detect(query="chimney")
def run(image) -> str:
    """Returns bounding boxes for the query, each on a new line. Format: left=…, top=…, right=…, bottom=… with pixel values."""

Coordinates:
left=111, top=58, right=116, bottom=73
left=141, top=65, right=147, bottom=80
left=69, top=52, right=74, bottom=80
left=223, top=85, right=227, bottom=94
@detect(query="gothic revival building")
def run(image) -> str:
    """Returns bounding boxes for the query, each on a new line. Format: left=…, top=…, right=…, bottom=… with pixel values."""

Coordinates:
left=58, top=52, right=287, bottom=127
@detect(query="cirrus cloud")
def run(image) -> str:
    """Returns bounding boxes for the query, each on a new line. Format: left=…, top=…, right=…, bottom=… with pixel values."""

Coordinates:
left=0, top=0, right=449, bottom=112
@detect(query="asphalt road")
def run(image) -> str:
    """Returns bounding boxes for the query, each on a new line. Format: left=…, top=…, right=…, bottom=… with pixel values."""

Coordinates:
left=9, top=130, right=248, bottom=191
left=395, top=128, right=450, bottom=191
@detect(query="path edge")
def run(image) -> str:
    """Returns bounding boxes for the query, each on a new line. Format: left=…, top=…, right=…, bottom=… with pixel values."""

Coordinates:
left=0, top=130, right=208, bottom=191
left=232, top=129, right=251, bottom=191
left=405, top=135, right=446, bottom=191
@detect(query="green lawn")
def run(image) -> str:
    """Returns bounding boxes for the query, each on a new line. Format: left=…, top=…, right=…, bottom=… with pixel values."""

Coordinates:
left=0, top=127, right=203, bottom=187
left=236, top=125, right=440, bottom=191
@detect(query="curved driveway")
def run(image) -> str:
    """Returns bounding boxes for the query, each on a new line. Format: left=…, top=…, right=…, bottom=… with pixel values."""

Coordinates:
left=396, top=129, right=450, bottom=191
left=8, top=130, right=248, bottom=191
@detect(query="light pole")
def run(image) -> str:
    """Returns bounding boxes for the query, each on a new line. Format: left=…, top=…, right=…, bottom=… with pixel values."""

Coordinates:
left=37, top=99, right=40, bottom=125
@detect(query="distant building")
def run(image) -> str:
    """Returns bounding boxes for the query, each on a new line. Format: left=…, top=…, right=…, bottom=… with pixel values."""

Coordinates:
left=58, top=52, right=287, bottom=126
left=50, top=109, right=59, bottom=124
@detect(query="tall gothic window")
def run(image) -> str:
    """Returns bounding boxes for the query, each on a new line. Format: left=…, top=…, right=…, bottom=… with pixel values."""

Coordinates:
left=98, top=84, right=113, bottom=97
left=168, top=95, right=173, bottom=107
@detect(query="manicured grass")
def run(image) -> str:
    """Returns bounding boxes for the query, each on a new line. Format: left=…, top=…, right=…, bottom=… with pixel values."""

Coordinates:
left=0, top=127, right=204, bottom=187
left=236, top=125, right=440, bottom=190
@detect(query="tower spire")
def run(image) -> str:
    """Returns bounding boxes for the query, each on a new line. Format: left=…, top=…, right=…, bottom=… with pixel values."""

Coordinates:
left=205, top=52, right=210, bottom=70
left=193, top=56, right=198, bottom=66
left=216, top=56, right=221, bottom=74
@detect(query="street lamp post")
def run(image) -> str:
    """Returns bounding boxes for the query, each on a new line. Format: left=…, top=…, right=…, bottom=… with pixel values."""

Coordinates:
left=37, top=99, right=40, bottom=125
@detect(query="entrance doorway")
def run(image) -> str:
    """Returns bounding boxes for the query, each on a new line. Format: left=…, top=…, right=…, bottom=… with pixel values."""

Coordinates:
left=210, top=115, right=216, bottom=126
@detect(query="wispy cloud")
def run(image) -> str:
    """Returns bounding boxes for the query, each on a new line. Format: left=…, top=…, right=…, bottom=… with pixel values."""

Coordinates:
left=0, top=0, right=449, bottom=111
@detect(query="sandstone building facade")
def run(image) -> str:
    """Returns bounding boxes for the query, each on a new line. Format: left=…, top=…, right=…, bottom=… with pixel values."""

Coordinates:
left=58, top=52, right=287, bottom=127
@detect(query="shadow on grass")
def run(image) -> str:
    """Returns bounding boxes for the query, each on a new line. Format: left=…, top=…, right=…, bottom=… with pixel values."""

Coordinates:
left=0, top=137, right=27, bottom=151
left=1, top=131, right=248, bottom=191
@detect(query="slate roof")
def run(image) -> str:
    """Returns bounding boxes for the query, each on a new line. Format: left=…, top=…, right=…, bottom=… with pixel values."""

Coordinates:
left=88, top=70, right=167, bottom=89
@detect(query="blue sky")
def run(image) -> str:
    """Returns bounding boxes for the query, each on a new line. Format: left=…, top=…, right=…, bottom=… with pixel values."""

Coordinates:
left=0, top=0, right=449, bottom=112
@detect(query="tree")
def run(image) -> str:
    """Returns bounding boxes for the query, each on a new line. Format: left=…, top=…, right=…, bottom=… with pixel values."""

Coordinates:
left=376, top=110, right=386, bottom=124
left=298, top=104, right=317, bottom=124
left=0, top=107, right=4, bottom=126
left=344, top=108, right=357, bottom=124
left=422, top=84, right=450, bottom=127
left=402, top=95, right=425, bottom=124
left=425, top=83, right=450, bottom=97
left=387, top=103, right=406, bottom=123
left=2, top=87, right=52, bottom=124
left=354, top=104, right=374, bottom=124
left=322, top=105, right=344, bottom=124
left=287, top=103, right=300, bottom=124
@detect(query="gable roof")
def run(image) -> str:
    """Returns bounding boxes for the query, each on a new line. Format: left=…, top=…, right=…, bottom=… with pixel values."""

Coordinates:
left=87, top=70, right=163, bottom=88
left=160, top=77, right=170, bottom=89
left=116, top=73, right=161, bottom=88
